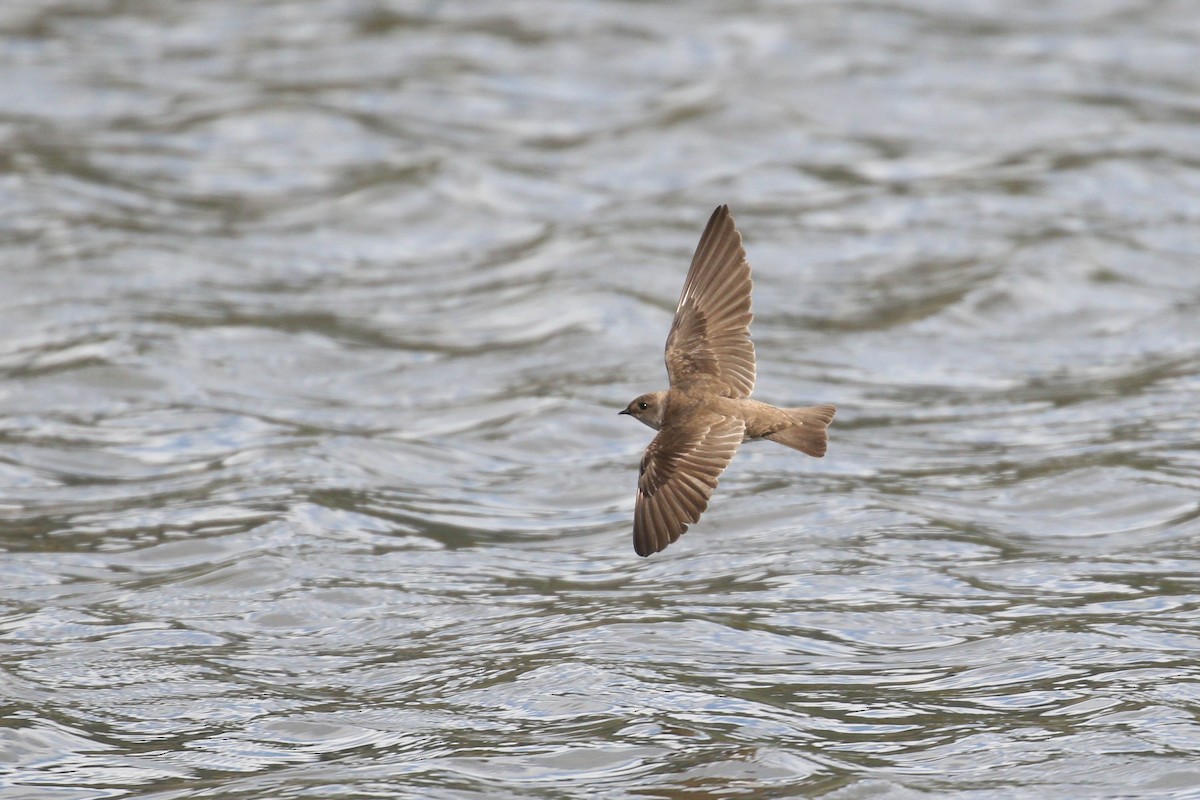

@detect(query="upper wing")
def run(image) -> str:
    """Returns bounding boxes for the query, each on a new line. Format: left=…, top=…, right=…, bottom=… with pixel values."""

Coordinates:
left=664, top=205, right=756, bottom=397
left=633, top=414, right=745, bottom=557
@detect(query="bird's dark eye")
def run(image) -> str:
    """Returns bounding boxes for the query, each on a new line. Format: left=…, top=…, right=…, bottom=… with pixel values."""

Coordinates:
left=638, top=401, right=649, bottom=410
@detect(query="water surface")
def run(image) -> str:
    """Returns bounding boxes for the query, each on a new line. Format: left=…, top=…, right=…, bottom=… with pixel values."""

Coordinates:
left=2, top=1, right=1200, bottom=798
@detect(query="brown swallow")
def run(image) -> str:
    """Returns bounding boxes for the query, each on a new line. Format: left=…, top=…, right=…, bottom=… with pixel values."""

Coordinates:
left=619, top=205, right=836, bottom=557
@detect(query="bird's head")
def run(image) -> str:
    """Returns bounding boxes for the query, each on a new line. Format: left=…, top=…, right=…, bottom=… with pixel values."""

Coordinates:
left=618, top=391, right=668, bottom=430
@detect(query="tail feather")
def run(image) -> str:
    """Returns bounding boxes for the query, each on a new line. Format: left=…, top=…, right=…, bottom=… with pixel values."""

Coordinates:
left=764, top=404, right=836, bottom=457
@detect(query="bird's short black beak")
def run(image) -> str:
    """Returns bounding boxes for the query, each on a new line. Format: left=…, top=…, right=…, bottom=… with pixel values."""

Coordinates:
left=618, top=408, right=629, bottom=415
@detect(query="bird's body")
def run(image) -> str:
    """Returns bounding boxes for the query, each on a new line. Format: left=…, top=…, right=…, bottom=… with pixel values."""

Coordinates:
left=619, top=205, right=835, bottom=557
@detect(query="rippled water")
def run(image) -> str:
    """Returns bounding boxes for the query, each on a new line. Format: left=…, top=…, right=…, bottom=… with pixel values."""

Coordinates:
left=3, top=1, right=1200, bottom=798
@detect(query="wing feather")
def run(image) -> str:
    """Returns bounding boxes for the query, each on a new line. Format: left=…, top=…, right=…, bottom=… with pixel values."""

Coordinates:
left=633, top=415, right=745, bottom=556
left=664, top=205, right=756, bottom=397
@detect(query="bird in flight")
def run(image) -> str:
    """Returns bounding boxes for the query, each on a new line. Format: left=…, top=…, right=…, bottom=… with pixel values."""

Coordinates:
left=619, top=205, right=835, bottom=557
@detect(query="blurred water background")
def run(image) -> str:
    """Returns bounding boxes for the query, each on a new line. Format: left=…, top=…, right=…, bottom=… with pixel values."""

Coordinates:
left=2, top=1, right=1200, bottom=798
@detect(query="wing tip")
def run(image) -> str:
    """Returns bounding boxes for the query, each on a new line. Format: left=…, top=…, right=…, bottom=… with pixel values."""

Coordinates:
left=700, top=204, right=736, bottom=242
left=633, top=522, right=689, bottom=557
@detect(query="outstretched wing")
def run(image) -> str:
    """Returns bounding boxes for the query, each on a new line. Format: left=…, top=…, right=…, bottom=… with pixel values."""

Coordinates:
left=634, top=414, right=745, bottom=557
left=664, top=205, right=756, bottom=398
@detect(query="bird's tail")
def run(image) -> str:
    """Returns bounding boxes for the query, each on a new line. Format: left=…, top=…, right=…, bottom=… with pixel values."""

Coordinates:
left=764, top=404, right=836, bottom=457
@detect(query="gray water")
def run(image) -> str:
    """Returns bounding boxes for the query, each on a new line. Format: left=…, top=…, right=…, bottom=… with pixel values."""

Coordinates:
left=2, top=1, right=1200, bottom=798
